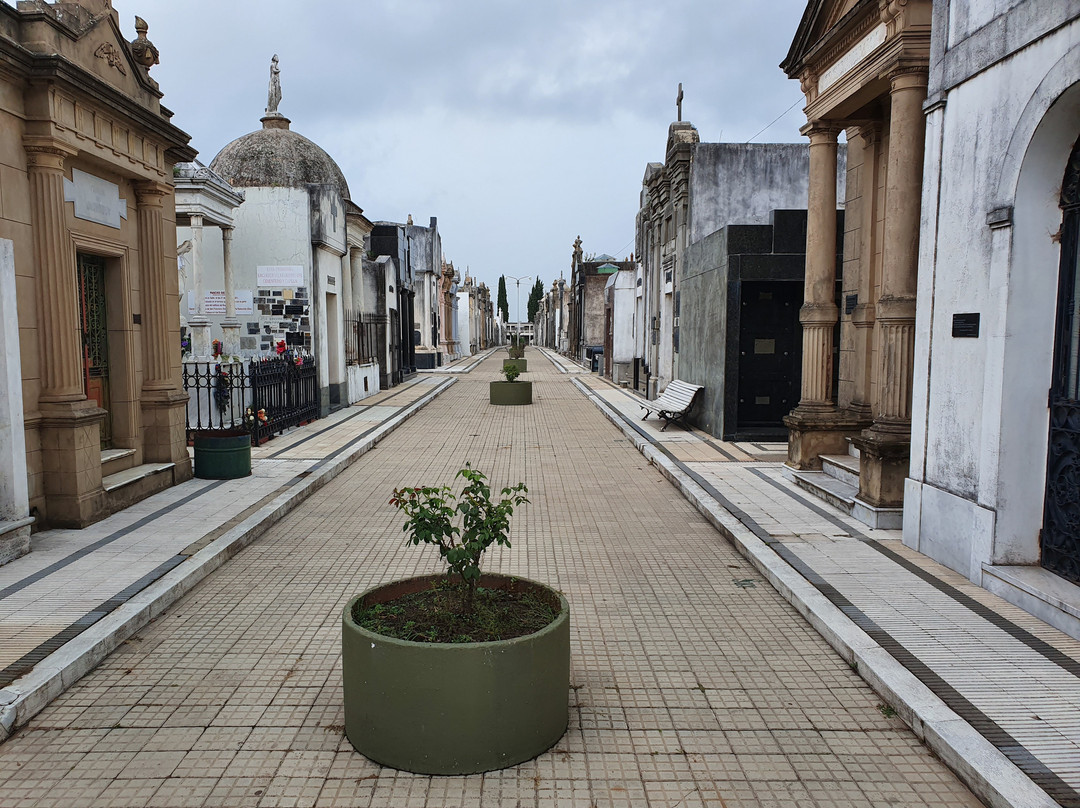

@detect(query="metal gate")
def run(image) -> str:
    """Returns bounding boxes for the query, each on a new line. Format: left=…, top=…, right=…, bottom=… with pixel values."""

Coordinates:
left=1042, top=135, right=1080, bottom=584
left=77, top=253, right=110, bottom=447
left=736, top=281, right=802, bottom=431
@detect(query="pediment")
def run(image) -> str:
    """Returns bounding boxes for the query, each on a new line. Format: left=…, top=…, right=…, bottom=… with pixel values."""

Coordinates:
left=782, top=0, right=876, bottom=75
left=78, top=12, right=161, bottom=102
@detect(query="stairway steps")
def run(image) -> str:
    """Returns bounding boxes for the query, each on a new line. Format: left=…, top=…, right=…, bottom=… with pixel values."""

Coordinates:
left=821, top=453, right=860, bottom=488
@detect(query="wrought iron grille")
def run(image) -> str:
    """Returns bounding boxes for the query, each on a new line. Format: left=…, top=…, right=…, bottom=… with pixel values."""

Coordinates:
left=345, top=309, right=383, bottom=366
left=183, top=356, right=319, bottom=446
left=1043, top=134, right=1080, bottom=584
left=77, top=254, right=111, bottom=446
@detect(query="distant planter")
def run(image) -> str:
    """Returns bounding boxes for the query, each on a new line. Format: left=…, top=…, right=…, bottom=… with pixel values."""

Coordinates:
left=490, top=381, right=532, bottom=405
left=192, top=430, right=251, bottom=479
left=503, top=358, right=528, bottom=373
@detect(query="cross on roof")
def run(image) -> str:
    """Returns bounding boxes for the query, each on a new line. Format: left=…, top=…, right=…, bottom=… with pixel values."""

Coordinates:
left=677, top=83, right=683, bottom=122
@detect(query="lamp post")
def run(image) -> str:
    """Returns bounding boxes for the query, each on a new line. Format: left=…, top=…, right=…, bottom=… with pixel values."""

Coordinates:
left=504, top=274, right=531, bottom=345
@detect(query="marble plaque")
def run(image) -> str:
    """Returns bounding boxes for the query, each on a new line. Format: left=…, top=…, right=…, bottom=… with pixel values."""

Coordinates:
left=257, top=265, right=304, bottom=287
left=63, top=168, right=128, bottom=229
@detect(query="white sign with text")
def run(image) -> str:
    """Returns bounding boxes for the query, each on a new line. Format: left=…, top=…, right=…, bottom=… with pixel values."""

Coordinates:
left=256, top=265, right=305, bottom=287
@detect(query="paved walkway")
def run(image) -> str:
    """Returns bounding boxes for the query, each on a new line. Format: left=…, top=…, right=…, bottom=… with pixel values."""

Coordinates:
left=0, top=349, right=976, bottom=808
left=0, top=348, right=1072, bottom=807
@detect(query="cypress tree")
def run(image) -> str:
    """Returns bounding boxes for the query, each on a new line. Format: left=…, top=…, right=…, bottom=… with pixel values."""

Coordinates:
left=497, top=276, right=509, bottom=322
left=527, top=278, right=545, bottom=323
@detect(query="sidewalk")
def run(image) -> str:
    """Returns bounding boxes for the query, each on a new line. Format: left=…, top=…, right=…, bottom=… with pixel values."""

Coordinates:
left=0, top=359, right=474, bottom=740
left=559, top=350, right=1080, bottom=808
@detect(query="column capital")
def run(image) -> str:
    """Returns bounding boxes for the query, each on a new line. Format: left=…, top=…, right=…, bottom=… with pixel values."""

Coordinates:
left=134, top=180, right=171, bottom=204
left=854, top=120, right=884, bottom=149
left=800, top=120, right=843, bottom=142
left=22, top=138, right=77, bottom=171
left=887, top=65, right=930, bottom=90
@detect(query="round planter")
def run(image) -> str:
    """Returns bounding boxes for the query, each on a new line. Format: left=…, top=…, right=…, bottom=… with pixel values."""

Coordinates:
left=192, top=430, right=252, bottom=479
left=342, top=574, right=570, bottom=775
left=503, top=358, right=528, bottom=373
left=490, top=380, right=533, bottom=405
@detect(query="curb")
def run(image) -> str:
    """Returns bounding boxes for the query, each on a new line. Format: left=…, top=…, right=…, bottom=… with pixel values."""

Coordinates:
left=570, top=376, right=1058, bottom=808
left=0, top=377, right=455, bottom=742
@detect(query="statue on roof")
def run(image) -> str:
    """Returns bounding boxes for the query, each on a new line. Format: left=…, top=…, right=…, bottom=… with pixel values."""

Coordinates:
left=266, top=55, right=282, bottom=115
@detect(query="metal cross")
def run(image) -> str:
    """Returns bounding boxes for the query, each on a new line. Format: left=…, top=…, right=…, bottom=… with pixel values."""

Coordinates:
left=677, top=83, right=683, bottom=122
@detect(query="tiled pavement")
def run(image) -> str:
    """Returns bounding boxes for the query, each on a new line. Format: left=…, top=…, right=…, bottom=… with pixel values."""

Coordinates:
left=565, top=355, right=1080, bottom=808
left=0, top=348, right=1070, bottom=806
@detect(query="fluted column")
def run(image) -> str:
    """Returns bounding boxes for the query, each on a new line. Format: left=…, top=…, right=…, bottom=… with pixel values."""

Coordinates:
left=871, top=68, right=927, bottom=433
left=187, top=213, right=211, bottom=359
left=135, top=182, right=172, bottom=391
left=795, top=122, right=841, bottom=412
left=220, top=226, right=240, bottom=356
left=25, top=142, right=83, bottom=403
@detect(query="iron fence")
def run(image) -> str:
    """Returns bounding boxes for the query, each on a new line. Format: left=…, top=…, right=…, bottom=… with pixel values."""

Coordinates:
left=345, top=309, right=382, bottom=367
left=183, top=355, right=319, bottom=445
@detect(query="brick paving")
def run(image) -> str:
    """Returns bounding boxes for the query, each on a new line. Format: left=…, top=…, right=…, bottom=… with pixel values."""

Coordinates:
left=0, top=351, right=983, bottom=807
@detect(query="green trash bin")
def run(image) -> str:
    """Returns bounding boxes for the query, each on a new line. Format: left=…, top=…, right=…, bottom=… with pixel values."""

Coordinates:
left=193, top=430, right=252, bottom=479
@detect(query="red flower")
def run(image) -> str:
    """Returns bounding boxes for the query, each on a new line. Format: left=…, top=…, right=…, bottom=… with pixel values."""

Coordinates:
left=275, top=340, right=287, bottom=355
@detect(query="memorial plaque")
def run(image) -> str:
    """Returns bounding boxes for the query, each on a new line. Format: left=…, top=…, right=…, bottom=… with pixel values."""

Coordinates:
left=845, top=294, right=858, bottom=314
left=257, top=265, right=304, bottom=287
left=63, top=168, right=128, bottom=229
left=952, top=313, right=980, bottom=338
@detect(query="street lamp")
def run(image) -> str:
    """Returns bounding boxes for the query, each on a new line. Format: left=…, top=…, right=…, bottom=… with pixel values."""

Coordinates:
left=504, top=274, right=531, bottom=345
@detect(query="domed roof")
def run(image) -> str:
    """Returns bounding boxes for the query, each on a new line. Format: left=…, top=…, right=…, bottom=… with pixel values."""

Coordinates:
left=210, top=115, right=350, bottom=200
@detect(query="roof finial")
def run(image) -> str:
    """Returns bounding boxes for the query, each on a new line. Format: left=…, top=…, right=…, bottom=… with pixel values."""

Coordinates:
left=676, top=82, right=684, bottom=122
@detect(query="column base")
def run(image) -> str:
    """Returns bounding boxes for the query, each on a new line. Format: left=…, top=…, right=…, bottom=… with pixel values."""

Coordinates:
left=188, top=316, right=212, bottom=361
left=221, top=320, right=241, bottom=357
left=38, top=400, right=107, bottom=528
left=141, top=389, right=194, bottom=480
left=783, top=407, right=871, bottom=470
left=852, top=427, right=910, bottom=508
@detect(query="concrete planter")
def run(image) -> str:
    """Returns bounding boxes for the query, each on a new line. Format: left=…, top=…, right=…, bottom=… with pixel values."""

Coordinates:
left=192, top=430, right=251, bottom=479
left=489, top=380, right=533, bottom=405
left=342, top=574, right=570, bottom=774
left=503, top=358, right=528, bottom=373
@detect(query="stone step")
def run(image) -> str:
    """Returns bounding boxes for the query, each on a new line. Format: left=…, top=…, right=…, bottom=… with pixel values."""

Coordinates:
left=821, top=454, right=860, bottom=488
left=789, top=470, right=857, bottom=515
left=102, top=462, right=175, bottom=493
left=100, top=448, right=136, bottom=478
left=846, top=436, right=860, bottom=459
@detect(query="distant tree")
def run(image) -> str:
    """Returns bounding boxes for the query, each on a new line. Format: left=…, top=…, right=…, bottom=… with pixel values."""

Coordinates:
left=527, top=278, right=545, bottom=323
left=497, top=276, right=509, bottom=322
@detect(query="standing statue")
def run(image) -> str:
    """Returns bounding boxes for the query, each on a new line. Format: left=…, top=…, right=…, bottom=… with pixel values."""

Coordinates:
left=266, top=54, right=282, bottom=115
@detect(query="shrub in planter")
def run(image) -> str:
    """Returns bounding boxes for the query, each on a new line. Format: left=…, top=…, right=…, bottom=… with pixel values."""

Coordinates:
left=490, top=364, right=533, bottom=405
left=342, top=465, right=569, bottom=774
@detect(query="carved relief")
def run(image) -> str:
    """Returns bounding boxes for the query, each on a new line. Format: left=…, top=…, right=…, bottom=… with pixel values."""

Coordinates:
left=94, top=43, right=127, bottom=75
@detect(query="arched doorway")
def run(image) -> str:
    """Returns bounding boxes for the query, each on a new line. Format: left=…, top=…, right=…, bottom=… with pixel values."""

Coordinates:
left=1043, top=134, right=1080, bottom=583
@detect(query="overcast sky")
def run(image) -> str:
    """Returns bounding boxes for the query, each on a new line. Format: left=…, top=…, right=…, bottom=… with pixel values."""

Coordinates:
left=112, top=0, right=809, bottom=320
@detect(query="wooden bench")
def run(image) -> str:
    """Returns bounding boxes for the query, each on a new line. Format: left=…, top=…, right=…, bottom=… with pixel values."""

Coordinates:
left=640, top=380, right=703, bottom=432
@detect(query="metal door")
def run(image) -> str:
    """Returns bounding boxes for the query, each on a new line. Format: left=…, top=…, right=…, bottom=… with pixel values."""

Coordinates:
left=1042, top=135, right=1080, bottom=584
left=737, top=281, right=802, bottom=430
left=77, top=253, right=111, bottom=447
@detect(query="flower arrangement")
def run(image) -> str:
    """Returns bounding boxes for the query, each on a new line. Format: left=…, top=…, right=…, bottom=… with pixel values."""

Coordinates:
left=244, top=406, right=269, bottom=432
left=213, top=366, right=231, bottom=412
left=212, top=339, right=223, bottom=358
left=180, top=335, right=190, bottom=357
left=276, top=339, right=287, bottom=356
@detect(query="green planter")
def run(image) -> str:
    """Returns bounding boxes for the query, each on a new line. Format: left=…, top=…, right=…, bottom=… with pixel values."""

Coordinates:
left=342, top=574, right=569, bottom=775
left=503, top=358, right=528, bottom=373
left=193, top=430, right=252, bottom=479
left=490, top=380, right=532, bottom=405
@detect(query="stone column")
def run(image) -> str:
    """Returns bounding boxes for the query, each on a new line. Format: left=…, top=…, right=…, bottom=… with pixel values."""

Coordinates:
left=0, top=238, right=32, bottom=562
left=25, top=142, right=83, bottom=404
left=220, top=226, right=240, bottom=356
left=796, top=123, right=841, bottom=411
left=784, top=123, right=863, bottom=470
left=135, top=182, right=172, bottom=391
left=854, top=68, right=928, bottom=508
left=187, top=213, right=211, bottom=359
left=136, top=182, right=192, bottom=473
left=849, top=122, right=882, bottom=421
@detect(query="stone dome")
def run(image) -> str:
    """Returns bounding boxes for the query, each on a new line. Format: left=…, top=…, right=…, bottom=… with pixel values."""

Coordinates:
left=210, top=115, right=350, bottom=200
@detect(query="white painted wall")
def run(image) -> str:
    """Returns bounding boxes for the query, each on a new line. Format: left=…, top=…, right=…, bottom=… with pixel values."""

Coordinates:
left=906, top=12, right=1080, bottom=585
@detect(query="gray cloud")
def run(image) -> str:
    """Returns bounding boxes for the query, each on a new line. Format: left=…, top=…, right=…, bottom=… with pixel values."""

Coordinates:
left=115, top=0, right=808, bottom=308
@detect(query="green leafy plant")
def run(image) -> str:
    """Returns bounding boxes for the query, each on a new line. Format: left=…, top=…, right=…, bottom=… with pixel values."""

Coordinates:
left=389, top=464, right=528, bottom=612
left=502, top=364, right=521, bottom=383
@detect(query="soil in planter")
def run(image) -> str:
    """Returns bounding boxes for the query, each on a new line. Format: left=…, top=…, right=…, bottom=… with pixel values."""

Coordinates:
left=352, top=580, right=560, bottom=643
